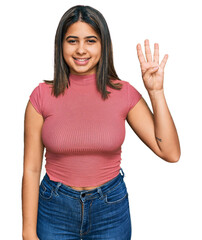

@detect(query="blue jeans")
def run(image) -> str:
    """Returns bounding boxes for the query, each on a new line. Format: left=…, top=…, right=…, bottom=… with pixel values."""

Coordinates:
left=37, top=168, right=132, bottom=240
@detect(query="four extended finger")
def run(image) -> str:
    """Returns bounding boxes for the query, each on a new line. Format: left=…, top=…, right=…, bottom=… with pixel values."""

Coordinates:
left=153, top=43, right=159, bottom=63
left=137, top=40, right=168, bottom=69
left=160, top=54, right=168, bottom=69
left=144, top=39, right=153, bottom=62
left=136, top=43, right=146, bottom=65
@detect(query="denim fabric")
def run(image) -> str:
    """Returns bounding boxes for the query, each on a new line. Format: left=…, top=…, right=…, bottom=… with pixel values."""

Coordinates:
left=37, top=168, right=132, bottom=240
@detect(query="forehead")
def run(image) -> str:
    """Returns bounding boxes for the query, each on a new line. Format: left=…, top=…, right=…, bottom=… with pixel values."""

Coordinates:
left=65, top=21, right=99, bottom=37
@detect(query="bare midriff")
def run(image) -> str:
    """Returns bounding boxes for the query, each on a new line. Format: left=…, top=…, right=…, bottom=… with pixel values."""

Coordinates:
left=63, top=180, right=109, bottom=191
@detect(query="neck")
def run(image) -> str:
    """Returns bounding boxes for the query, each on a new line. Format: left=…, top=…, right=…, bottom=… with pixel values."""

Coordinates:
left=69, top=72, right=97, bottom=86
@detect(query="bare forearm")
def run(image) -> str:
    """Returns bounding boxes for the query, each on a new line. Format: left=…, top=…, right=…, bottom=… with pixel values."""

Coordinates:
left=148, top=89, right=181, bottom=162
left=22, top=170, right=41, bottom=238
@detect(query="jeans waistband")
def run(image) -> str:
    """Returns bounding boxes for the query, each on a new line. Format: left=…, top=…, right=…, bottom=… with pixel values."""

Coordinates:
left=42, top=168, right=125, bottom=201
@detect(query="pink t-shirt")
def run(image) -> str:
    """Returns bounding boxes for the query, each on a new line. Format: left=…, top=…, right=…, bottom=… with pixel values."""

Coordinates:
left=29, top=73, right=142, bottom=187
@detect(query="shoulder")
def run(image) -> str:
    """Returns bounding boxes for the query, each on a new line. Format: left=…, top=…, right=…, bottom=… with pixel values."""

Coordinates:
left=30, top=82, right=52, bottom=99
left=110, top=78, right=133, bottom=86
left=38, top=82, right=53, bottom=92
left=109, top=79, right=129, bottom=89
left=111, top=79, right=136, bottom=94
left=40, top=82, right=53, bottom=87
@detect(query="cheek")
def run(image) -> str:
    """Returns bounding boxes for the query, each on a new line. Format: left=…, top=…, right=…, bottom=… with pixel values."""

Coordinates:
left=63, top=48, right=72, bottom=57
left=63, top=48, right=74, bottom=64
left=92, top=46, right=101, bottom=60
left=63, top=43, right=73, bottom=56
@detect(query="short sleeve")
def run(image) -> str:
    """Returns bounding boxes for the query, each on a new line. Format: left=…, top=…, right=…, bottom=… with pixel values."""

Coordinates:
left=127, top=82, right=142, bottom=112
left=29, top=83, right=43, bottom=115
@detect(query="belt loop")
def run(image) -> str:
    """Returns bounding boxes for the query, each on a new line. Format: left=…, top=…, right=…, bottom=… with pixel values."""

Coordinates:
left=97, top=187, right=105, bottom=200
left=120, top=168, right=125, bottom=178
left=53, top=182, right=62, bottom=196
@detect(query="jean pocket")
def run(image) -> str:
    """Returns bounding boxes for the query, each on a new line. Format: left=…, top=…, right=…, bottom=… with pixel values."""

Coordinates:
left=39, top=180, right=54, bottom=200
left=104, top=179, right=128, bottom=204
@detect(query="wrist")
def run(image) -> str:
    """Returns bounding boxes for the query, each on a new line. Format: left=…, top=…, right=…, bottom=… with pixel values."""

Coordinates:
left=148, top=89, right=164, bottom=97
left=22, top=231, right=38, bottom=239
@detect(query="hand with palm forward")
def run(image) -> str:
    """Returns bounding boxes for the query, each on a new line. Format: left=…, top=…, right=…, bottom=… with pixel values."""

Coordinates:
left=136, top=39, right=168, bottom=93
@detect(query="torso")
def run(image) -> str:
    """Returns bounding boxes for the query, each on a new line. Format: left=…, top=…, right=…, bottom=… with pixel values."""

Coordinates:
left=63, top=181, right=109, bottom=191
left=46, top=82, right=107, bottom=191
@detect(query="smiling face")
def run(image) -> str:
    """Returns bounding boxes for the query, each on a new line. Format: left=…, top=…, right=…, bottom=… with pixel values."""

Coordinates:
left=62, top=21, right=102, bottom=75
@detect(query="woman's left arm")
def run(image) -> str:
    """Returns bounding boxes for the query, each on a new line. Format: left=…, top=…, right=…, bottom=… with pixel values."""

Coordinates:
left=126, top=39, right=181, bottom=163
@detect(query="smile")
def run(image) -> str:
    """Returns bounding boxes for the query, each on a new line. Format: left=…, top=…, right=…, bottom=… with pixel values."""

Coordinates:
left=73, top=57, right=90, bottom=65
left=73, top=57, right=90, bottom=61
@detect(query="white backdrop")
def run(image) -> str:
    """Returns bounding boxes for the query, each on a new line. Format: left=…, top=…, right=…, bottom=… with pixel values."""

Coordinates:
left=1, top=0, right=201, bottom=239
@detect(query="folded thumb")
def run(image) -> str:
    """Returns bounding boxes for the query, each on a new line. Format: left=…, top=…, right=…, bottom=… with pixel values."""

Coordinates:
left=152, top=66, right=159, bottom=71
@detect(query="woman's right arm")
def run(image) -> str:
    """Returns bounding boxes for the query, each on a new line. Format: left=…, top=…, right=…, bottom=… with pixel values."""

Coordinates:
left=22, top=100, right=44, bottom=240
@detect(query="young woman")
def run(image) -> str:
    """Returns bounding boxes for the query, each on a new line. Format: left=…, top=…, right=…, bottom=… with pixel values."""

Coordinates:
left=22, top=5, right=181, bottom=240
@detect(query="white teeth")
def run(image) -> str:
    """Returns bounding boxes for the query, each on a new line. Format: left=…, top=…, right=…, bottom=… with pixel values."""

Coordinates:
left=75, top=58, right=89, bottom=62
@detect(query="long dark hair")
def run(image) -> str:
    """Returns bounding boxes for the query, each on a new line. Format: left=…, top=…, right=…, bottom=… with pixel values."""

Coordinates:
left=44, top=5, right=123, bottom=100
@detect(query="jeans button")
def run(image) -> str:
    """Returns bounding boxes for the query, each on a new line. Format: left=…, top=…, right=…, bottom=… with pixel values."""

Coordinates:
left=81, top=193, right=85, bottom=197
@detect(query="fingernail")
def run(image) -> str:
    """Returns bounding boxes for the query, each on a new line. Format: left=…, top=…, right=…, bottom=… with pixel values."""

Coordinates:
left=153, top=66, right=159, bottom=70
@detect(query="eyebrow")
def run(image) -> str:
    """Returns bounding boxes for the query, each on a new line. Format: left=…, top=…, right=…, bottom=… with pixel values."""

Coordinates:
left=66, top=35, right=98, bottom=40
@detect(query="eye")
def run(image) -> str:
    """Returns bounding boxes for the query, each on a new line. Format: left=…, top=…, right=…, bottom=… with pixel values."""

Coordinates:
left=66, top=39, right=96, bottom=44
left=67, top=40, right=76, bottom=44
left=88, top=40, right=96, bottom=43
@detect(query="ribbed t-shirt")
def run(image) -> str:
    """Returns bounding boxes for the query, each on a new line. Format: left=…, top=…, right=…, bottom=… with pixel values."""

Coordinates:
left=29, top=73, right=142, bottom=187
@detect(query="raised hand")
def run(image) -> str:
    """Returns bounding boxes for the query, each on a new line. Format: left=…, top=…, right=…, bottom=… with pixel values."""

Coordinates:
left=136, top=39, right=168, bottom=93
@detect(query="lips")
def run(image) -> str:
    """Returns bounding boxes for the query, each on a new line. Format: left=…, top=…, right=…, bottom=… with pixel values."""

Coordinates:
left=73, top=57, right=90, bottom=65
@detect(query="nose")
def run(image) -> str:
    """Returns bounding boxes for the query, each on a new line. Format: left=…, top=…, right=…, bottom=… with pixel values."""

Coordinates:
left=76, top=42, right=86, bottom=55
